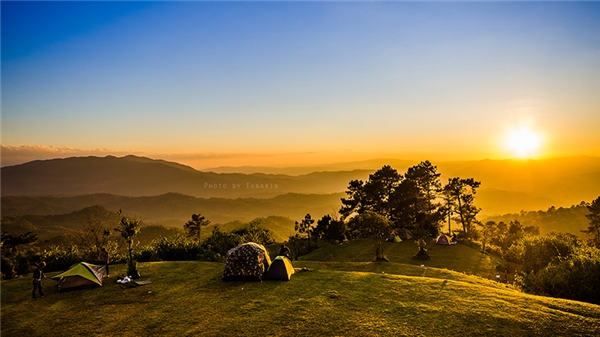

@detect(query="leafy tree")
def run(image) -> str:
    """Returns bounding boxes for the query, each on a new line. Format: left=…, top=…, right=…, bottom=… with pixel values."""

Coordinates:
left=350, top=211, right=392, bottom=261
left=340, top=180, right=365, bottom=220
left=1, top=232, right=38, bottom=279
left=389, top=179, right=421, bottom=229
left=508, top=220, right=523, bottom=234
left=341, top=163, right=444, bottom=237
left=1, top=231, right=38, bottom=251
left=204, top=226, right=243, bottom=259
left=315, top=214, right=346, bottom=243
left=443, top=177, right=481, bottom=236
left=340, top=165, right=401, bottom=220
left=584, top=196, right=600, bottom=248
left=295, top=214, right=315, bottom=248
left=75, top=215, right=115, bottom=262
left=287, top=234, right=306, bottom=261
left=184, top=213, right=211, bottom=243
left=480, top=221, right=496, bottom=253
left=403, top=160, right=442, bottom=215
left=391, top=161, right=444, bottom=236
left=231, top=219, right=273, bottom=245
left=314, top=215, right=331, bottom=242
left=115, top=210, right=141, bottom=277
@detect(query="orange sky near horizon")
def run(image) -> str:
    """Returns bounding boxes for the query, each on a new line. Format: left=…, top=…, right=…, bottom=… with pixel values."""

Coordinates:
left=2, top=2, right=599, bottom=169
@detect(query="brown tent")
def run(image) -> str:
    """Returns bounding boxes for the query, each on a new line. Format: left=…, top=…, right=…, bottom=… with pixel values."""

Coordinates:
left=222, top=242, right=271, bottom=281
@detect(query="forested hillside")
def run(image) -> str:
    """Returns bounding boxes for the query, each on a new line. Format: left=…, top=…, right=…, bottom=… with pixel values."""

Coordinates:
left=483, top=203, right=590, bottom=238
left=1, top=192, right=343, bottom=228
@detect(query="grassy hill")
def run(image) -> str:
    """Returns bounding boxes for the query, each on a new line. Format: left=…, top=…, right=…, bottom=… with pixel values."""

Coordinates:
left=3, top=261, right=599, bottom=336
left=3, top=241, right=600, bottom=336
left=298, top=239, right=499, bottom=280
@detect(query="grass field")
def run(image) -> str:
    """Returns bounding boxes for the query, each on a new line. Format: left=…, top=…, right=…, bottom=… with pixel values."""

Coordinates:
left=2, top=242, right=600, bottom=336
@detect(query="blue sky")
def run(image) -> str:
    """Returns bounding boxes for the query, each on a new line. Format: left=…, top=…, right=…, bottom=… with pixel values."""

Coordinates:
left=2, top=1, right=599, bottom=168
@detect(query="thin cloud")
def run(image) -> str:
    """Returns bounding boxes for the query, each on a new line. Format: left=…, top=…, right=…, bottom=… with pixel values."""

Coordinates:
left=0, top=145, right=129, bottom=167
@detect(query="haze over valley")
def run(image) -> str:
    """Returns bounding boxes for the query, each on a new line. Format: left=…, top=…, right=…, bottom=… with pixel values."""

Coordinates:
left=2, top=155, right=598, bottom=243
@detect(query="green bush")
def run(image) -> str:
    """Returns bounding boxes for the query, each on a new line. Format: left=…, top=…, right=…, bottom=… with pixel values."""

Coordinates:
left=134, top=245, right=156, bottom=262
left=150, top=235, right=204, bottom=261
left=202, top=226, right=243, bottom=257
left=514, top=233, right=600, bottom=304
left=41, top=245, right=83, bottom=272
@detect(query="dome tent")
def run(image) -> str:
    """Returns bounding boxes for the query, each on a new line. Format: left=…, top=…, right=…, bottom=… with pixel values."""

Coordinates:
left=222, top=242, right=271, bottom=281
left=51, top=262, right=106, bottom=291
left=265, top=256, right=295, bottom=281
left=436, top=234, right=453, bottom=245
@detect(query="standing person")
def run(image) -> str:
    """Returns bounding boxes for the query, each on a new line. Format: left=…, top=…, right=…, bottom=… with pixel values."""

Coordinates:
left=32, top=262, right=46, bottom=299
left=278, top=244, right=291, bottom=259
left=99, top=247, right=110, bottom=277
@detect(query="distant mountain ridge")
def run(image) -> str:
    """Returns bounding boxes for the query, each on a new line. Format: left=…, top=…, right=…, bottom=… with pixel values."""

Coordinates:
left=1, top=155, right=368, bottom=198
left=2, top=155, right=599, bottom=215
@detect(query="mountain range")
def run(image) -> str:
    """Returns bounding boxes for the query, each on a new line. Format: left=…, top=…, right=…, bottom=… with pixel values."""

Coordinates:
left=2, top=155, right=599, bottom=216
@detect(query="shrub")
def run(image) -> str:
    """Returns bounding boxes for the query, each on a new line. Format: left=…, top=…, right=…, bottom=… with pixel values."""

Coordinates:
left=41, top=245, right=83, bottom=272
left=151, top=235, right=204, bottom=261
left=202, top=226, right=243, bottom=257
left=514, top=233, right=600, bottom=304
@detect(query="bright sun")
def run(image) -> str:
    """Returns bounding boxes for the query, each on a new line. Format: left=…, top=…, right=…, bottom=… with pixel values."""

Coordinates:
left=505, top=128, right=542, bottom=158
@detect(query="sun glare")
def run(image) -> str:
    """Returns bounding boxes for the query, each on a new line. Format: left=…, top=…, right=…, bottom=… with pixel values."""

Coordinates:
left=505, top=128, right=542, bottom=158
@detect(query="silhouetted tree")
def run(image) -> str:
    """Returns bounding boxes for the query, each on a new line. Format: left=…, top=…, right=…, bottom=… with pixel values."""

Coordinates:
left=391, top=161, right=444, bottom=236
left=340, top=165, right=401, bottom=220
left=204, top=226, right=244, bottom=258
left=350, top=211, right=391, bottom=261
left=342, top=163, right=445, bottom=238
left=584, top=196, right=600, bottom=248
left=75, top=215, right=115, bottom=262
left=314, top=215, right=331, bottom=242
left=443, top=177, right=481, bottom=235
left=295, top=214, right=315, bottom=248
left=184, top=213, right=211, bottom=243
left=115, top=210, right=141, bottom=277
left=1, top=232, right=38, bottom=279
left=315, top=214, right=347, bottom=243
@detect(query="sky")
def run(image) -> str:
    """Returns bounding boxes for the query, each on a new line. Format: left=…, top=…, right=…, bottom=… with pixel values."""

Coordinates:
left=2, top=1, right=599, bottom=169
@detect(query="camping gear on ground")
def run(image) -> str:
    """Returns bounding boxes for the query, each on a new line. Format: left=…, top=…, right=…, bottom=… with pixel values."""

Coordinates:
left=265, top=256, right=295, bottom=281
left=222, top=242, right=271, bottom=281
left=436, top=234, right=453, bottom=245
left=117, top=276, right=152, bottom=289
left=51, top=262, right=106, bottom=291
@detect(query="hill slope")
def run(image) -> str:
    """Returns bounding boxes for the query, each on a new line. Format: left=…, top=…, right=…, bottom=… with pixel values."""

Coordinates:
left=1, top=192, right=344, bottom=230
left=2, top=261, right=599, bottom=336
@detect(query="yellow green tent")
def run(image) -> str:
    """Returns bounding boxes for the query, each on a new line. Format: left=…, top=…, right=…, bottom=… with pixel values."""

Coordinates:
left=51, top=262, right=106, bottom=291
left=265, top=256, right=295, bottom=281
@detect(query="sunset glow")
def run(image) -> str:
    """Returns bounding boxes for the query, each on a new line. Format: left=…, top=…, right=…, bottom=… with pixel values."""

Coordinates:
left=1, top=2, right=599, bottom=169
